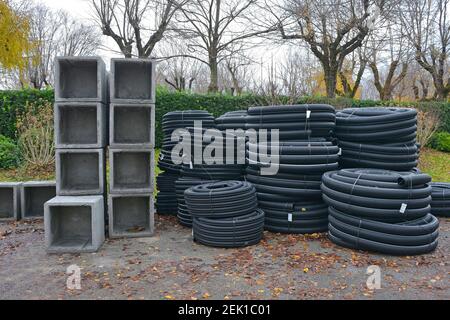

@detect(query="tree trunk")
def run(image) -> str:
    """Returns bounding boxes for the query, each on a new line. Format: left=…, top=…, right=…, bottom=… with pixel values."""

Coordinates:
left=324, top=65, right=338, bottom=98
left=208, top=56, right=219, bottom=93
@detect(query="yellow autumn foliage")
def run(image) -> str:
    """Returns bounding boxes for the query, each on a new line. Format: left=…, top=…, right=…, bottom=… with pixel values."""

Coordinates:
left=310, top=68, right=362, bottom=99
left=0, top=0, right=32, bottom=70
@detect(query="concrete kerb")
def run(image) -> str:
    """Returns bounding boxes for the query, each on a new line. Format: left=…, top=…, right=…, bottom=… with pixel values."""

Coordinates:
left=44, top=195, right=105, bottom=253
left=54, top=56, right=107, bottom=103
left=56, top=149, right=106, bottom=196
left=109, top=148, right=154, bottom=194
left=20, top=181, right=56, bottom=220
left=110, top=58, right=156, bottom=104
left=54, top=102, right=108, bottom=149
left=0, top=182, right=21, bottom=221
left=109, top=103, right=155, bottom=149
left=108, top=194, right=154, bottom=238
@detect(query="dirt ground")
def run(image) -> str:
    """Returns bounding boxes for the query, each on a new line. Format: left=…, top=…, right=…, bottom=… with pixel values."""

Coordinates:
left=0, top=215, right=449, bottom=300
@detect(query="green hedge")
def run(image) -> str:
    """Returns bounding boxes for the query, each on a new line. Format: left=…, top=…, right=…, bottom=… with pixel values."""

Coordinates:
left=1, top=88, right=449, bottom=148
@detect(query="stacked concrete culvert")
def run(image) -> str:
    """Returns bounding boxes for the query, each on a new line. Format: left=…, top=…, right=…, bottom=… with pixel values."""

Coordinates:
left=430, top=183, right=450, bottom=217
left=335, top=108, right=419, bottom=171
left=322, top=169, right=439, bottom=255
left=156, top=110, right=216, bottom=215
left=46, top=57, right=108, bottom=253
left=108, top=59, right=155, bottom=238
left=185, top=181, right=264, bottom=248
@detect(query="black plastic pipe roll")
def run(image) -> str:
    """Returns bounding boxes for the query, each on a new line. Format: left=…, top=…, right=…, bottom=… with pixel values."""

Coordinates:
left=155, top=172, right=179, bottom=215
left=430, top=183, right=450, bottom=217
left=322, top=169, right=438, bottom=255
left=216, top=110, right=247, bottom=130
left=193, top=209, right=265, bottom=248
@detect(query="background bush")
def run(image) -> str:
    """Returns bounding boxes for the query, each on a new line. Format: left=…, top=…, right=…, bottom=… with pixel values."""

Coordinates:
left=431, top=132, right=450, bottom=152
left=0, top=134, right=20, bottom=169
left=0, top=88, right=449, bottom=148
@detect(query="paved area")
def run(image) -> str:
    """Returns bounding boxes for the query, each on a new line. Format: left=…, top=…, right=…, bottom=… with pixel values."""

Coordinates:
left=0, top=215, right=449, bottom=300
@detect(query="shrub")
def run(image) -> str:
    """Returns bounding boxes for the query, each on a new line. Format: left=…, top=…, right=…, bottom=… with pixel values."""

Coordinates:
left=0, top=134, right=20, bottom=169
left=431, top=131, right=450, bottom=152
left=416, top=110, right=441, bottom=147
left=16, top=100, right=55, bottom=169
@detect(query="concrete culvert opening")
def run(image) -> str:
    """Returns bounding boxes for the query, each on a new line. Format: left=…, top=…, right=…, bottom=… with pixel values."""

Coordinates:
left=58, top=59, right=98, bottom=99
left=112, top=196, right=150, bottom=234
left=114, top=60, right=153, bottom=100
left=49, top=206, right=92, bottom=249
left=60, top=153, right=100, bottom=191
left=113, top=152, right=151, bottom=189
left=114, top=107, right=151, bottom=144
left=23, top=187, right=56, bottom=218
left=0, top=188, right=14, bottom=219
left=59, top=105, right=98, bottom=145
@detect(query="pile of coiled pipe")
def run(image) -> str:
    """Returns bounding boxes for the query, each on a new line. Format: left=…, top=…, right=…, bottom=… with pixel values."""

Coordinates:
left=175, top=177, right=219, bottom=227
left=336, top=108, right=419, bottom=171
left=185, top=181, right=264, bottom=247
left=322, top=169, right=439, bottom=255
left=246, top=140, right=339, bottom=234
left=215, top=110, right=247, bottom=130
left=430, top=183, right=450, bottom=217
left=246, top=104, right=336, bottom=140
left=155, top=172, right=179, bottom=215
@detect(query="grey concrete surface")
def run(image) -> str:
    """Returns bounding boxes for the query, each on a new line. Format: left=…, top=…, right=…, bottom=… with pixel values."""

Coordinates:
left=44, top=196, right=105, bottom=253
left=56, top=149, right=105, bottom=196
left=55, top=56, right=107, bottom=103
left=55, top=102, right=107, bottom=149
left=110, top=104, right=155, bottom=149
left=21, top=181, right=56, bottom=220
left=0, top=183, right=21, bottom=221
left=0, top=215, right=448, bottom=300
left=108, top=194, right=154, bottom=238
left=110, top=59, right=156, bottom=103
left=109, top=149, right=154, bottom=194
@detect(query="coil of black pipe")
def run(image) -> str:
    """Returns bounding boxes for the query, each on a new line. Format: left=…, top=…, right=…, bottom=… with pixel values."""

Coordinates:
left=155, top=172, right=179, bottom=215
left=185, top=181, right=264, bottom=248
left=322, top=169, right=439, bottom=255
left=336, top=108, right=419, bottom=171
left=430, top=183, right=450, bottom=217
left=215, top=110, right=247, bottom=130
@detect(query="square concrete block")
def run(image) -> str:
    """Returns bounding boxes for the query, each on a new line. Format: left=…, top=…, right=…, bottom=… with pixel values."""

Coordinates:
left=55, top=102, right=107, bottom=148
left=0, top=182, right=21, bottom=221
left=55, top=56, right=107, bottom=103
left=110, top=103, right=155, bottom=148
left=56, top=149, right=105, bottom=196
left=108, top=194, right=154, bottom=238
left=110, top=59, right=156, bottom=103
left=44, top=196, right=105, bottom=253
left=110, top=149, right=154, bottom=194
left=21, top=181, right=56, bottom=219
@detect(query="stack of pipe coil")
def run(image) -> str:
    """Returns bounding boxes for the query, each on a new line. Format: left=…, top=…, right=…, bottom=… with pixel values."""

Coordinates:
left=216, top=110, right=247, bottom=130
left=246, top=140, right=339, bottom=233
left=185, top=181, right=264, bottom=247
left=430, top=183, right=450, bottom=217
left=156, top=110, right=215, bottom=215
left=322, top=169, right=439, bottom=255
left=336, top=108, right=419, bottom=171
left=175, top=128, right=245, bottom=226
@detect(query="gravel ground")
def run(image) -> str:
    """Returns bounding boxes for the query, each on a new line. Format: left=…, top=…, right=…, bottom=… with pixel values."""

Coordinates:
left=0, top=215, right=449, bottom=300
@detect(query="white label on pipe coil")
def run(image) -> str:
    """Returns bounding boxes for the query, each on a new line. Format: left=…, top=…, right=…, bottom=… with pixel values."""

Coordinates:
left=288, top=213, right=293, bottom=222
left=400, top=203, right=407, bottom=214
left=306, top=110, right=311, bottom=119
left=189, top=161, right=193, bottom=169
left=160, top=153, right=164, bottom=160
left=338, top=148, right=342, bottom=156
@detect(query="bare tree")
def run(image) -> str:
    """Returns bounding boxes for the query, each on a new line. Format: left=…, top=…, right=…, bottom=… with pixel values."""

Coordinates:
left=337, top=47, right=367, bottom=98
left=267, top=0, right=381, bottom=98
left=91, top=0, right=186, bottom=58
left=175, top=0, right=276, bottom=92
left=219, top=55, right=252, bottom=95
left=399, top=0, right=450, bottom=100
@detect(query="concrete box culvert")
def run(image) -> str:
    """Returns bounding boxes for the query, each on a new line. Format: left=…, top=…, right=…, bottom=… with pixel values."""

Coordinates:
left=54, top=102, right=107, bottom=149
left=21, top=181, right=56, bottom=220
left=110, top=103, right=155, bottom=148
left=0, top=182, right=21, bottom=221
left=55, top=56, right=107, bottom=103
left=109, top=149, right=154, bottom=194
left=44, top=196, right=105, bottom=253
left=108, top=194, right=154, bottom=238
left=110, top=58, right=156, bottom=103
left=56, top=149, right=106, bottom=196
